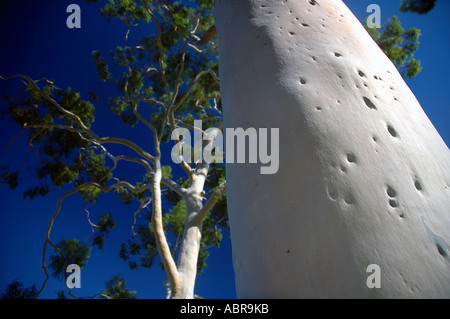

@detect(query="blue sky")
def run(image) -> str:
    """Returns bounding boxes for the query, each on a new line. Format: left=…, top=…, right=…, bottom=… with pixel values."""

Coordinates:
left=0, top=0, right=448, bottom=299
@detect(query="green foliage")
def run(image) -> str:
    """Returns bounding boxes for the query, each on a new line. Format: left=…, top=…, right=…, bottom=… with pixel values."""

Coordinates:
left=0, top=166, right=19, bottom=190
left=1, top=280, right=37, bottom=299
left=92, top=50, right=112, bottom=82
left=101, top=0, right=150, bottom=24
left=93, top=213, right=116, bottom=249
left=102, top=275, right=137, bottom=299
left=2, top=81, right=107, bottom=199
left=119, top=209, right=159, bottom=270
left=365, top=15, right=422, bottom=79
left=400, top=0, right=437, bottom=14
left=48, top=239, right=91, bottom=281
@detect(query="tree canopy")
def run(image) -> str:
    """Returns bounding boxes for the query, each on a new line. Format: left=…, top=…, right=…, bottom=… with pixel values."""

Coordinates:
left=365, top=15, right=422, bottom=79
left=400, top=0, right=438, bottom=14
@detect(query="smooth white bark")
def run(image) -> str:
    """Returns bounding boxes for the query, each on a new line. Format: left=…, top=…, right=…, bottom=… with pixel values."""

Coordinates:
left=216, top=0, right=450, bottom=298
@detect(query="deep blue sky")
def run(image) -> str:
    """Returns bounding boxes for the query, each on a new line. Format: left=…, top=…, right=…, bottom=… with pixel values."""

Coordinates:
left=0, top=0, right=449, bottom=299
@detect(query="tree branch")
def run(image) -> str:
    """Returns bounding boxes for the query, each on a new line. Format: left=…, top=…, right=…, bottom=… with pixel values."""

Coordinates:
left=34, top=180, right=153, bottom=298
left=151, top=161, right=183, bottom=297
left=195, top=180, right=226, bottom=225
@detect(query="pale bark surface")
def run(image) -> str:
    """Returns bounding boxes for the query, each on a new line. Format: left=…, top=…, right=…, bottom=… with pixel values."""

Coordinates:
left=216, top=0, right=450, bottom=298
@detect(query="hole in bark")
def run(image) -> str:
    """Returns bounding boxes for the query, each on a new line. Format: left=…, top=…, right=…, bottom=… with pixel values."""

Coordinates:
left=316, top=106, right=322, bottom=111
left=387, top=125, right=399, bottom=138
left=311, top=56, right=317, bottom=61
left=289, top=31, right=295, bottom=35
left=328, top=186, right=338, bottom=201
left=346, top=153, right=357, bottom=163
left=389, top=199, right=399, bottom=208
left=299, top=78, right=307, bottom=85
left=363, top=97, right=377, bottom=110
left=301, top=23, right=310, bottom=27
left=436, top=243, right=448, bottom=257
left=344, top=194, right=355, bottom=205
left=387, top=186, right=397, bottom=198
left=358, top=70, right=366, bottom=78
left=414, top=180, right=423, bottom=191
left=309, top=0, right=318, bottom=5
left=334, top=52, right=342, bottom=57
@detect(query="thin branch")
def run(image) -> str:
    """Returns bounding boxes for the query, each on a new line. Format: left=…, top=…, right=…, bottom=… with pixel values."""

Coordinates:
left=168, top=111, right=194, bottom=180
left=97, top=136, right=155, bottom=164
left=34, top=180, right=152, bottom=298
left=0, top=127, right=30, bottom=152
left=162, top=176, right=187, bottom=196
left=171, top=69, right=219, bottom=113
left=3, top=75, right=157, bottom=169
left=143, top=0, right=171, bottom=100
left=195, top=25, right=217, bottom=46
left=195, top=180, right=226, bottom=225
left=151, top=161, right=183, bottom=297
left=25, top=123, right=155, bottom=170
left=131, top=200, right=147, bottom=238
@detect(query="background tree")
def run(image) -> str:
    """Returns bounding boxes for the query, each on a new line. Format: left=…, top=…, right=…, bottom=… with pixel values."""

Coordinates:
left=365, top=16, right=422, bottom=79
left=102, top=275, right=138, bottom=299
left=1, top=0, right=226, bottom=299
left=364, top=0, right=439, bottom=79
left=0, top=280, right=37, bottom=299
left=399, top=0, right=438, bottom=14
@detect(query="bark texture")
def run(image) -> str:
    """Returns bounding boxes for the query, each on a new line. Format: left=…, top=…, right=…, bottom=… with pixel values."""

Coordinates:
left=215, top=0, right=450, bottom=298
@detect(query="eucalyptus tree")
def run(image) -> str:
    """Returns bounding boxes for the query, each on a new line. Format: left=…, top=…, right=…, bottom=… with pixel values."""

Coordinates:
left=365, top=15, right=422, bottom=79
left=1, top=0, right=225, bottom=299
left=216, top=0, right=450, bottom=298
left=2, top=0, right=449, bottom=300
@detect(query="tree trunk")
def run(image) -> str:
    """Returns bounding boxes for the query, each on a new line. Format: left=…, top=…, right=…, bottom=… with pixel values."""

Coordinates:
left=173, top=177, right=206, bottom=299
left=215, top=0, right=450, bottom=298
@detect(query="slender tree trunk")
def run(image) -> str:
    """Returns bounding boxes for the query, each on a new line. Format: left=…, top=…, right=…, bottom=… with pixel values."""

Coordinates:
left=167, top=131, right=219, bottom=298
left=174, top=176, right=206, bottom=299
left=215, top=0, right=450, bottom=298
